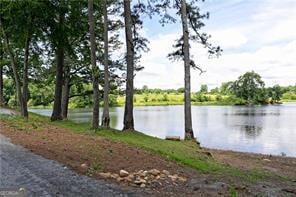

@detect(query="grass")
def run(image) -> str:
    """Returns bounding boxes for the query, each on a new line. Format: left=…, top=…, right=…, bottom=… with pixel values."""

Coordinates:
left=116, top=93, right=236, bottom=106
left=282, top=99, right=296, bottom=102
left=0, top=112, right=286, bottom=183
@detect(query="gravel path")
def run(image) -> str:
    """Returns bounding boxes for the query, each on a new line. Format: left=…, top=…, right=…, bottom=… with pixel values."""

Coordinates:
left=0, top=134, right=135, bottom=197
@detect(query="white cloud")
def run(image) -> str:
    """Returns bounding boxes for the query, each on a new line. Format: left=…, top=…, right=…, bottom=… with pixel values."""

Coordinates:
left=134, top=0, right=296, bottom=90
left=209, top=29, right=248, bottom=49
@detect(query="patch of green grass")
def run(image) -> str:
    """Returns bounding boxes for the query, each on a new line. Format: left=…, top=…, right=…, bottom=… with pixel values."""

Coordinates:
left=95, top=129, right=273, bottom=182
left=229, top=186, right=238, bottom=197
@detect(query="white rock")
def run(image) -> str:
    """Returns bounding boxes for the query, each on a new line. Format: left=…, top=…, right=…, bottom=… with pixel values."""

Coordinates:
left=178, top=176, right=187, bottom=182
left=149, top=169, right=160, bottom=176
left=162, top=170, right=170, bottom=175
left=119, top=170, right=129, bottom=177
left=140, top=183, right=146, bottom=188
left=81, top=163, right=88, bottom=169
left=99, top=172, right=111, bottom=178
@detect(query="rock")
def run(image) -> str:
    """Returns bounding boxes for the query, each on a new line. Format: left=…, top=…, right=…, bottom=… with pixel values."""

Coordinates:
left=99, top=172, right=111, bottom=178
left=134, top=178, right=146, bottom=185
left=140, top=183, right=146, bottom=188
left=81, top=163, right=88, bottom=169
left=116, top=177, right=124, bottom=182
left=165, top=136, right=181, bottom=141
left=168, top=174, right=178, bottom=181
left=263, top=158, right=271, bottom=162
left=161, top=170, right=170, bottom=175
left=128, top=174, right=135, bottom=179
left=137, top=170, right=144, bottom=175
left=160, top=174, right=166, bottom=179
left=178, top=176, right=187, bottom=182
left=235, top=185, right=247, bottom=190
left=134, top=180, right=142, bottom=185
left=155, top=175, right=160, bottom=180
left=139, top=172, right=146, bottom=178
left=119, top=170, right=129, bottom=177
left=140, top=179, right=147, bottom=184
left=111, top=173, right=119, bottom=179
left=124, top=177, right=133, bottom=182
left=149, top=169, right=160, bottom=176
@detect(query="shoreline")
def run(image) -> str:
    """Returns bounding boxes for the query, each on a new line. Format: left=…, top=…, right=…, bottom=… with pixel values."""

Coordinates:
left=3, top=107, right=296, bottom=158
left=1, top=111, right=296, bottom=195
left=27, top=100, right=296, bottom=109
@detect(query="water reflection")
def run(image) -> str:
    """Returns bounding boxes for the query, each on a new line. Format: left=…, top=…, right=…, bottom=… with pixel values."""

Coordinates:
left=239, top=125, right=262, bottom=139
left=29, top=103, right=296, bottom=157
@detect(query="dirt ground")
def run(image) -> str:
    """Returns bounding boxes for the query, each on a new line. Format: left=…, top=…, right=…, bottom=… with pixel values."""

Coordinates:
left=1, top=121, right=295, bottom=196
left=209, top=149, right=296, bottom=180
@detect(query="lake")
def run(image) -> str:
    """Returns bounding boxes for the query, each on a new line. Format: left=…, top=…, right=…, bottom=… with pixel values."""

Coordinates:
left=29, top=103, right=296, bottom=157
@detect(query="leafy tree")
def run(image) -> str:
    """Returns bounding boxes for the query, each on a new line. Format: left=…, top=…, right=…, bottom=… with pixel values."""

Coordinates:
left=210, top=87, right=219, bottom=94
left=48, top=0, right=64, bottom=120
left=268, top=85, right=282, bottom=103
left=150, top=0, right=222, bottom=139
left=0, top=0, right=44, bottom=117
left=88, top=0, right=100, bottom=129
left=200, top=84, right=208, bottom=93
left=232, top=71, right=266, bottom=104
left=220, top=81, right=233, bottom=95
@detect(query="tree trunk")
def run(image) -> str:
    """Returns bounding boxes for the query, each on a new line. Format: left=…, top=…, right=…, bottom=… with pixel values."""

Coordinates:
left=123, top=0, right=135, bottom=131
left=88, top=0, right=100, bottom=129
left=51, top=8, right=65, bottom=121
left=0, top=45, right=4, bottom=106
left=22, top=29, right=31, bottom=118
left=1, top=23, right=25, bottom=116
left=61, top=63, right=70, bottom=119
left=101, top=0, right=110, bottom=128
left=181, top=0, right=194, bottom=140
left=0, top=65, right=4, bottom=107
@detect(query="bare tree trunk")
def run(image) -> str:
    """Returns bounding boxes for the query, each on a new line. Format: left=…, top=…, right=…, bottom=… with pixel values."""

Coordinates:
left=0, top=45, right=4, bottom=106
left=22, top=29, right=31, bottom=118
left=88, top=0, right=100, bottom=129
left=51, top=8, right=65, bottom=121
left=181, top=0, right=194, bottom=140
left=101, top=0, right=110, bottom=128
left=0, top=65, right=4, bottom=107
left=61, top=63, right=70, bottom=119
left=123, top=0, right=134, bottom=131
left=1, top=23, right=25, bottom=116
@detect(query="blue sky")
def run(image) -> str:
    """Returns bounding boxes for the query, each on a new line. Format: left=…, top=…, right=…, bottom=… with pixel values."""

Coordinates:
left=133, top=0, right=296, bottom=90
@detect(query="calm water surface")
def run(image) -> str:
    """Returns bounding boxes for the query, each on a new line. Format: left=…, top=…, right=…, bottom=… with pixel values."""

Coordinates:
left=30, top=103, right=296, bottom=157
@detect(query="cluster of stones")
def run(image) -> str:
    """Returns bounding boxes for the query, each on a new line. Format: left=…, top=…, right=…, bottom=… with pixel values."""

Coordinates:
left=99, top=169, right=187, bottom=188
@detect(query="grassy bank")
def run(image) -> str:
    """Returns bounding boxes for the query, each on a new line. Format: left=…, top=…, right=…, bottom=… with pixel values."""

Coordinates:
left=1, top=112, right=286, bottom=184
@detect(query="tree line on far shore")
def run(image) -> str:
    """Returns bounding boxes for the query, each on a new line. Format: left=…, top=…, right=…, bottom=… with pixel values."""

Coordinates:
left=2, top=70, right=295, bottom=109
